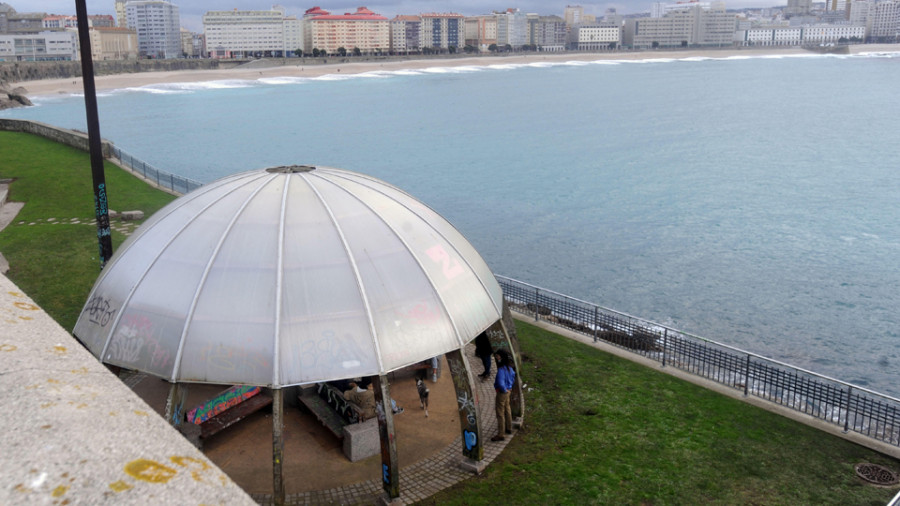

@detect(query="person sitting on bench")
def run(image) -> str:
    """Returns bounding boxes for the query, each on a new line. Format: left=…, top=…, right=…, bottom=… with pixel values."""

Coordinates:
left=344, top=378, right=377, bottom=420
left=344, top=377, right=404, bottom=420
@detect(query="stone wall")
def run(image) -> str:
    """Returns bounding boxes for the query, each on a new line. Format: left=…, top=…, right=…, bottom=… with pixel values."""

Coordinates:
left=0, top=118, right=112, bottom=158
left=0, top=59, right=247, bottom=83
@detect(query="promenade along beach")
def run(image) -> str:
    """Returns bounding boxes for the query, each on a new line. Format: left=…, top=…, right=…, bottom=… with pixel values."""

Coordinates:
left=17, top=44, right=900, bottom=97
left=6, top=43, right=900, bottom=398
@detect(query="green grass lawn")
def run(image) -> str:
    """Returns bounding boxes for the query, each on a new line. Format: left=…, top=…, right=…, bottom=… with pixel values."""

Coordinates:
left=424, top=322, right=900, bottom=505
left=2, top=130, right=898, bottom=505
left=0, top=131, right=175, bottom=330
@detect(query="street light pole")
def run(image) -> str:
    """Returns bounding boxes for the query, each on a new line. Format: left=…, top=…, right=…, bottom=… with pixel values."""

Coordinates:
left=75, top=0, right=114, bottom=269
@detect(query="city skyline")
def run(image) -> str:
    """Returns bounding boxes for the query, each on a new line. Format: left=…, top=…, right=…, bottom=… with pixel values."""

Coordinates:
left=32, top=0, right=793, bottom=32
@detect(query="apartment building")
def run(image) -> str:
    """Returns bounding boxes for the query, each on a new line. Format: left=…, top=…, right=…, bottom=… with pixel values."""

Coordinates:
left=785, top=0, right=813, bottom=17
left=115, top=0, right=127, bottom=27
left=203, top=7, right=300, bottom=58
left=0, top=30, right=77, bottom=61
left=527, top=15, right=567, bottom=50
left=866, top=0, right=899, bottom=40
left=624, top=4, right=736, bottom=48
left=0, top=5, right=44, bottom=34
left=126, top=0, right=181, bottom=58
left=42, top=15, right=115, bottom=29
left=421, top=13, right=465, bottom=50
left=564, top=5, right=584, bottom=25
left=464, top=15, right=497, bottom=50
left=496, top=8, right=527, bottom=47
left=303, top=6, right=389, bottom=54
left=390, top=15, right=422, bottom=54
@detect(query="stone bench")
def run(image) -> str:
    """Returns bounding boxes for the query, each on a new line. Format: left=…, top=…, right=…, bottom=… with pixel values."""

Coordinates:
left=179, top=385, right=273, bottom=449
left=298, top=384, right=380, bottom=462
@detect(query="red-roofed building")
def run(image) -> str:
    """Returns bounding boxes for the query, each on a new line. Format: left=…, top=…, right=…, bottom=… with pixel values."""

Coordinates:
left=303, top=6, right=389, bottom=54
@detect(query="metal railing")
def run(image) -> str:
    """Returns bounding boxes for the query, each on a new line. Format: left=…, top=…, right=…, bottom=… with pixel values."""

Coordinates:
left=110, top=145, right=202, bottom=195
left=497, top=275, right=900, bottom=449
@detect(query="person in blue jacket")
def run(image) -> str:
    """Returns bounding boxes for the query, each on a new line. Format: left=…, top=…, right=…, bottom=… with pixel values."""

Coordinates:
left=491, top=349, right=516, bottom=442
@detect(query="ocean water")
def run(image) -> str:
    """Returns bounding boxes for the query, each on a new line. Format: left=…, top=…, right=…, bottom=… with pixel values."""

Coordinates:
left=5, top=51, right=900, bottom=396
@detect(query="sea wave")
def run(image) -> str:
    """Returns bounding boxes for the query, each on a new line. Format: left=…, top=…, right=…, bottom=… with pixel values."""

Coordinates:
left=15, top=50, right=900, bottom=103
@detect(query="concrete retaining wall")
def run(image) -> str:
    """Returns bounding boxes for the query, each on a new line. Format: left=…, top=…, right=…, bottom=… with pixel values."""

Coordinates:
left=0, top=59, right=241, bottom=83
left=0, top=118, right=113, bottom=158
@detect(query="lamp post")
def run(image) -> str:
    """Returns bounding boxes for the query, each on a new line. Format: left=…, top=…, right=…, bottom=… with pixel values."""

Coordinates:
left=75, top=0, right=114, bottom=268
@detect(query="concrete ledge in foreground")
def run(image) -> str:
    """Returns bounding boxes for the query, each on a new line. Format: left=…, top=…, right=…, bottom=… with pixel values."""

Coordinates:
left=0, top=273, right=255, bottom=505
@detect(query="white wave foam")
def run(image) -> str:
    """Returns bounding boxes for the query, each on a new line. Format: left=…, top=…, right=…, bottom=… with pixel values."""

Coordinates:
left=484, top=63, right=522, bottom=70
left=857, top=51, right=900, bottom=58
left=124, top=87, right=189, bottom=95
left=124, top=79, right=258, bottom=94
left=258, top=76, right=310, bottom=85
left=313, top=74, right=354, bottom=81
left=420, top=65, right=483, bottom=74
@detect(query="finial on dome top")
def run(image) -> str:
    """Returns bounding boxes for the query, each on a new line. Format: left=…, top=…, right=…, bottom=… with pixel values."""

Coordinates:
left=266, top=165, right=316, bottom=173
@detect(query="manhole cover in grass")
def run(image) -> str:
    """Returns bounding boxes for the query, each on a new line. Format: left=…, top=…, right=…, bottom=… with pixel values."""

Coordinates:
left=855, top=463, right=899, bottom=486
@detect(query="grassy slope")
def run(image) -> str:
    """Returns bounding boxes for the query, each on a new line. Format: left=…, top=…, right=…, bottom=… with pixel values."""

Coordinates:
left=0, top=131, right=175, bottom=330
left=2, top=130, right=898, bottom=505
left=423, top=323, right=899, bottom=505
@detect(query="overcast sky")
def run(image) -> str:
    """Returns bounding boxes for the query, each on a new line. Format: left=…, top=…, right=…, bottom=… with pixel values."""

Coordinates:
left=32, top=0, right=786, bottom=32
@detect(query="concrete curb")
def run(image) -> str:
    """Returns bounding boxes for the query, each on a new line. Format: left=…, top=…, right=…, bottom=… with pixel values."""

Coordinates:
left=0, top=274, right=256, bottom=505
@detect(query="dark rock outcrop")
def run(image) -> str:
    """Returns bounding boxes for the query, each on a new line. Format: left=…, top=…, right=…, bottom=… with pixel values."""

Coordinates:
left=0, top=79, right=31, bottom=110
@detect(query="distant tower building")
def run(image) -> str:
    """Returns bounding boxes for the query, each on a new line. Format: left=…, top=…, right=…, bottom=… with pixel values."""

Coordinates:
left=115, top=0, right=127, bottom=27
left=867, top=0, right=900, bottom=41
left=126, top=0, right=181, bottom=59
left=785, top=0, right=813, bottom=17
left=604, top=7, right=624, bottom=25
left=564, top=5, right=584, bottom=25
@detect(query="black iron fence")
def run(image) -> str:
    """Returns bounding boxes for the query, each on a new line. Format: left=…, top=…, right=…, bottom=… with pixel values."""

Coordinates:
left=497, top=275, right=900, bottom=448
left=110, top=145, right=202, bottom=195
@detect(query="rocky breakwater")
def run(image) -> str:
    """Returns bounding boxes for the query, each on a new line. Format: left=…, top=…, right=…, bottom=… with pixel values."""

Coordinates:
left=0, top=78, right=31, bottom=110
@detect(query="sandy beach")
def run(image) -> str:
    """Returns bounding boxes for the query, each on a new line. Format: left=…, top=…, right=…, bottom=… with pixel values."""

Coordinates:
left=15, top=44, right=900, bottom=98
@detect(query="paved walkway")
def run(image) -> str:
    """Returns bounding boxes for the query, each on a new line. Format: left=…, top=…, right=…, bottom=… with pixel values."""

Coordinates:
left=249, top=342, right=516, bottom=506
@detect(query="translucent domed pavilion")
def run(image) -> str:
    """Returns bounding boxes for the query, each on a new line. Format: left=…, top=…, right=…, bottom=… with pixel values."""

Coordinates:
left=73, top=165, right=523, bottom=503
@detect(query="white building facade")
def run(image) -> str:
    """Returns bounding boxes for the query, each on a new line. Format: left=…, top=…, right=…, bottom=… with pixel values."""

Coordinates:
left=0, top=30, right=77, bottom=61
left=203, top=7, right=299, bottom=58
left=625, top=5, right=736, bottom=48
left=801, top=23, right=867, bottom=42
left=570, top=24, right=621, bottom=49
left=126, top=0, right=181, bottom=59
left=495, top=8, right=527, bottom=47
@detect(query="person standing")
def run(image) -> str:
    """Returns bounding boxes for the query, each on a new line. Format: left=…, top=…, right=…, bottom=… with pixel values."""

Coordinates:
left=491, top=349, right=516, bottom=442
left=474, top=332, right=493, bottom=380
